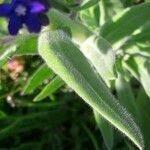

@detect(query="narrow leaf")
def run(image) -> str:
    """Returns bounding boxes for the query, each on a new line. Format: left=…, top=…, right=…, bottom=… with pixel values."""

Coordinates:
left=81, top=35, right=116, bottom=85
left=33, top=76, right=64, bottom=102
left=38, top=30, right=144, bottom=150
left=136, top=88, right=150, bottom=150
left=23, top=64, right=54, bottom=94
left=94, top=110, right=114, bottom=150
left=0, top=34, right=38, bottom=68
left=100, top=3, right=150, bottom=48
left=115, top=73, right=137, bottom=117
left=73, top=0, right=100, bottom=11
left=124, top=56, right=150, bottom=97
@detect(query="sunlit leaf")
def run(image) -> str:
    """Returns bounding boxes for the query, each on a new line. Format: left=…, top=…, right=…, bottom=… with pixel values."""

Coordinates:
left=100, top=2, right=150, bottom=49
left=38, top=30, right=144, bottom=150
left=81, top=35, right=116, bottom=85
left=124, top=56, right=150, bottom=97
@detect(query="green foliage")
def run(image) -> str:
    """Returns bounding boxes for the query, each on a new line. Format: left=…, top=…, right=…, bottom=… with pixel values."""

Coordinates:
left=0, top=0, right=150, bottom=149
left=81, top=35, right=116, bottom=85
left=33, top=76, right=64, bottom=102
left=94, top=110, right=114, bottom=150
left=38, top=30, right=144, bottom=149
left=23, top=64, right=54, bottom=94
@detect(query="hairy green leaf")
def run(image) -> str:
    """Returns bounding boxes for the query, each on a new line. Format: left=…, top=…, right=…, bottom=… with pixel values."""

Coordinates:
left=38, top=30, right=144, bottom=150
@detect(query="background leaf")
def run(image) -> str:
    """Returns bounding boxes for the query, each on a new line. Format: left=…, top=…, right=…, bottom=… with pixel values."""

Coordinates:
left=33, top=76, right=64, bottom=102
left=100, top=2, right=150, bottom=49
left=81, top=35, right=116, bottom=85
left=23, top=64, right=54, bottom=94
left=94, top=110, right=114, bottom=150
left=124, top=56, right=150, bottom=97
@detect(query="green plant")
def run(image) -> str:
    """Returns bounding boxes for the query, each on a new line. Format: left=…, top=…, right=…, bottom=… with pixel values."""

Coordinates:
left=0, top=0, right=149, bottom=149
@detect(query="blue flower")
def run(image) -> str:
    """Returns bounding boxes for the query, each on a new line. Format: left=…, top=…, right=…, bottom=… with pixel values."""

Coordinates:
left=0, top=0, right=50, bottom=35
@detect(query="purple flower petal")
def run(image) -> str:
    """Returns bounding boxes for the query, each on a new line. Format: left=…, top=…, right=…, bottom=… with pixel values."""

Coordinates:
left=8, top=14, right=23, bottom=35
left=0, top=4, right=11, bottom=17
left=29, top=0, right=50, bottom=10
left=25, top=14, right=41, bottom=33
left=30, top=2, right=46, bottom=13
